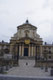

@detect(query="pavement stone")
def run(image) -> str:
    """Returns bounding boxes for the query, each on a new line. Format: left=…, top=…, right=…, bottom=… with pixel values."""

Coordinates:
left=0, top=59, right=53, bottom=80
left=7, top=60, right=51, bottom=77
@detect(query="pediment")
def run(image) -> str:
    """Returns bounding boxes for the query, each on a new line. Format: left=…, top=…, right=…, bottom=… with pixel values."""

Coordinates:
left=17, top=23, right=37, bottom=30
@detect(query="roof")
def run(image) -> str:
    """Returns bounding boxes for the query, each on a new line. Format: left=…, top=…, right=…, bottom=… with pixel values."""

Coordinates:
left=0, top=40, right=9, bottom=45
left=43, top=44, right=53, bottom=46
left=17, top=20, right=37, bottom=29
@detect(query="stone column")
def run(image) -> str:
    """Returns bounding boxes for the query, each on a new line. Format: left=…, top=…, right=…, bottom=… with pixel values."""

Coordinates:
left=35, top=46, right=36, bottom=56
left=16, top=45, right=18, bottom=55
left=40, top=45, right=43, bottom=57
left=22, top=44, right=24, bottom=56
left=33, top=45, right=35, bottom=56
left=32, top=44, right=33, bottom=56
left=20, top=44, right=22, bottom=56
left=30, top=46, right=32, bottom=56
left=29, top=44, right=30, bottom=56
left=19, top=44, right=21, bottom=56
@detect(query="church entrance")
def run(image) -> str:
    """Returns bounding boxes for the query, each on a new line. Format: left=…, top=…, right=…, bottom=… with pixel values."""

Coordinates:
left=24, top=48, right=28, bottom=56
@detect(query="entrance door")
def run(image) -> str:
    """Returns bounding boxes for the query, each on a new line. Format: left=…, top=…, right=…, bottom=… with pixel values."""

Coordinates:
left=24, top=48, right=28, bottom=56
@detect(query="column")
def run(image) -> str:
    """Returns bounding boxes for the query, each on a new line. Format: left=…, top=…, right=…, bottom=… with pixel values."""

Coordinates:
left=21, top=45, right=22, bottom=56
left=32, top=44, right=33, bottom=56
left=40, top=45, right=43, bottom=57
left=19, top=44, right=21, bottom=56
left=33, top=45, right=35, bottom=56
left=22, top=44, right=24, bottom=56
left=35, top=46, right=36, bottom=56
left=16, top=45, right=18, bottom=55
left=35, top=46, right=37, bottom=57
left=30, top=46, right=32, bottom=56
left=29, top=44, right=30, bottom=56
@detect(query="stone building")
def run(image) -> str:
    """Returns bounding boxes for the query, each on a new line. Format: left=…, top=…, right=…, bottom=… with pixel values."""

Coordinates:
left=10, top=20, right=43, bottom=58
left=0, top=20, right=53, bottom=63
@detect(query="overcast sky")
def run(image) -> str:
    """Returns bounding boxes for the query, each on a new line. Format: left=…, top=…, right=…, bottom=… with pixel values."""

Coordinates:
left=0, top=0, right=53, bottom=43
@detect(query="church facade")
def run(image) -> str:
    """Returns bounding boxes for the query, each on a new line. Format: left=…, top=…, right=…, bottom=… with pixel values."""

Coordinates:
left=10, top=20, right=43, bottom=58
left=0, top=20, right=53, bottom=60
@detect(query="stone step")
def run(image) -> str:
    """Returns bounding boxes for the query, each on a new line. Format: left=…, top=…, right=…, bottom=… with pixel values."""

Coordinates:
left=19, top=56, right=35, bottom=60
left=0, top=75, right=53, bottom=80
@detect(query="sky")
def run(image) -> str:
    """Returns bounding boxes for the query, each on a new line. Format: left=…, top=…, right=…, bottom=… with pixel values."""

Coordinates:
left=0, top=0, right=53, bottom=44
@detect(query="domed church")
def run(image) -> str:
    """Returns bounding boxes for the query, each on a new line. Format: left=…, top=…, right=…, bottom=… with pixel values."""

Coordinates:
left=10, top=20, right=43, bottom=58
left=0, top=20, right=53, bottom=67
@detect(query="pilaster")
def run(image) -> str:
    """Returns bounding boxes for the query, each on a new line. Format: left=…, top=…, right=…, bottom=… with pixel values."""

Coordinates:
left=32, top=44, right=33, bottom=56
left=29, top=44, right=30, bottom=56
left=22, top=44, right=24, bottom=56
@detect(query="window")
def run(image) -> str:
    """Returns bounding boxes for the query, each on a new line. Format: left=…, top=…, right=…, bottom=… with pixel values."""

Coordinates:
left=49, top=56, right=51, bottom=59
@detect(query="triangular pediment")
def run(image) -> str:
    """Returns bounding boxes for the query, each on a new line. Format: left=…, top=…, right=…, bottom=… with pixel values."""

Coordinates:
left=17, top=20, right=37, bottom=29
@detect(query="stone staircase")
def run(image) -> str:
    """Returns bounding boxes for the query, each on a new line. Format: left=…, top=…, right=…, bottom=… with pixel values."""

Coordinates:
left=0, top=75, right=53, bottom=80
left=19, top=56, right=35, bottom=60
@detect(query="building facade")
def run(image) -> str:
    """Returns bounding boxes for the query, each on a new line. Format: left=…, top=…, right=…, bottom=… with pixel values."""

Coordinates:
left=10, top=20, right=43, bottom=58
left=0, top=20, right=53, bottom=60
